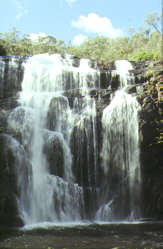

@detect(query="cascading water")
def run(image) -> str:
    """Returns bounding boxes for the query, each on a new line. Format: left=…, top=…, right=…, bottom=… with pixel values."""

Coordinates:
left=113, top=60, right=135, bottom=87
left=6, top=55, right=141, bottom=226
left=7, top=54, right=100, bottom=225
left=96, top=60, right=141, bottom=221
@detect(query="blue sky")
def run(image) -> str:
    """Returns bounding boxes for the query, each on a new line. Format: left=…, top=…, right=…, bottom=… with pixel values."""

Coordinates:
left=0, top=0, right=162, bottom=45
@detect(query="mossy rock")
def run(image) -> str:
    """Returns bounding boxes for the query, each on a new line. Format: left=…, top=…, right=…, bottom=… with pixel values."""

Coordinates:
left=144, top=70, right=154, bottom=78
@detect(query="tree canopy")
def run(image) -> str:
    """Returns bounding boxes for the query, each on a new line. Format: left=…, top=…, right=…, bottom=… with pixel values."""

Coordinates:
left=0, top=13, right=162, bottom=65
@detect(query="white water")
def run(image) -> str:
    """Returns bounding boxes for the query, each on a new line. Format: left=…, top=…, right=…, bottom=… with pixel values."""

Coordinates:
left=6, top=56, right=142, bottom=225
left=8, top=53, right=100, bottom=225
left=97, top=60, right=141, bottom=220
left=113, top=60, right=135, bottom=87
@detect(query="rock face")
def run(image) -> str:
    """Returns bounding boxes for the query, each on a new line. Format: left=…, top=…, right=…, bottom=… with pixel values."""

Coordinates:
left=0, top=57, right=25, bottom=227
left=0, top=55, right=163, bottom=226
left=0, top=134, right=27, bottom=227
left=0, top=56, right=24, bottom=99
left=0, top=134, right=19, bottom=226
left=136, top=61, right=163, bottom=219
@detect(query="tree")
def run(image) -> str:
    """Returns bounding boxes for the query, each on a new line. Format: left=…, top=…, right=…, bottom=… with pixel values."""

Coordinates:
left=144, top=12, right=162, bottom=34
left=0, top=13, right=162, bottom=62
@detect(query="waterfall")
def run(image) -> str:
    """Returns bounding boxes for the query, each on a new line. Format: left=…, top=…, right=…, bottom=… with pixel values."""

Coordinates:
left=7, top=54, right=100, bottom=225
left=96, top=60, right=141, bottom=221
left=114, top=60, right=135, bottom=87
left=6, top=55, right=142, bottom=226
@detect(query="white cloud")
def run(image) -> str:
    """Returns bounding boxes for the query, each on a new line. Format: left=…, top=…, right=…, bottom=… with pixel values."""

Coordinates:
left=28, top=33, right=48, bottom=42
left=72, top=13, right=123, bottom=38
left=65, top=0, right=77, bottom=7
left=72, top=34, right=87, bottom=46
left=13, top=0, right=28, bottom=20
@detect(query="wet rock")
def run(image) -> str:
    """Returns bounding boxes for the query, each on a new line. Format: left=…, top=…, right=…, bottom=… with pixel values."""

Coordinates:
left=100, top=71, right=111, bottom=89
left=0, top=134, right=27, bottom=226
left=47, top=95, right=69, bottom=137
left=43, top=131, right=65, bottom=178
left=110, top=74, right=120, bottom=90
left=0, top=109, right=8, bottom=132
left=125, top=85, right=136, bottom=94
left=72, top=57, right=80, bottom=67
left=138, top=61, right=163, bottom=219
left=0, top=56, right=24, bottom=99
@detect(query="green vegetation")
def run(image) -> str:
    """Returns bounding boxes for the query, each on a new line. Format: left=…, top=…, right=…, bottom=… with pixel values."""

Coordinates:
left=0, top=13, right=162, bottom=66
left=129, top=51, right=160, bottom=61
left=0, top=28, right=66, bottom=57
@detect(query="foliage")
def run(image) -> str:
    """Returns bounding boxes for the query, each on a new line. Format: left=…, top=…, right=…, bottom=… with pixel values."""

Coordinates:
left=0, top=29, right=66, bottom=56
left=144, top=12, right=161, bottom=34
left=0, top=12, right=162, bottom=65
left=129, top=51, right=160, bottom=61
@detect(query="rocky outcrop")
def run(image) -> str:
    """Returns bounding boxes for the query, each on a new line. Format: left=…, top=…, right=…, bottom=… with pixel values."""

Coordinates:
left=0, top=134, right=27, bottom=227
left=0, top=57, right=25, bottom=226
left=136, top=61, right=163, bottom=219
left=0, top=56, right=24, bottom=99
left=43, top=131, right=65, bottom=178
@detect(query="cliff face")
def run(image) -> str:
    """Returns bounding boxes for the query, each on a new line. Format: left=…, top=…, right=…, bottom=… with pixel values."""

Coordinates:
left=0, top=56, right=163, bottom=227
left=136, top=61, right=163, bottom=218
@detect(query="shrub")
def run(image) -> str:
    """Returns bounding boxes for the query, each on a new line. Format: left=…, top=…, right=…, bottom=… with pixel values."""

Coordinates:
left=129, top=51, right=160, bottom=61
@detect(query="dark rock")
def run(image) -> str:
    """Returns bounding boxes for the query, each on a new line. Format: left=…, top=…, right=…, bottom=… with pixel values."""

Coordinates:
left=72, top=57, right=80, bottom=67
left=88, top=60, right=97, bottom=69
left=100, top=71, right=111, bottom=89
left=0, top=134, right=28, bottom=227
left=136, top=84, right=145, bottom=96
left=110, top=74, right=120, bottom=90
left=0, top=109, right=8, bottom=132
left=138, top=61, right=163, bottom=219
left=125, top=85, right=136, bottom=94
left=70, top=117, right=100, bottom=219
left=0, top=56, right=24, bottom=99
left=43, top=131, right=65, bottom=178
left=87, top=88, right=98, bottom=97
left=47, top=95, right=69, bottom=138
left=0, top=44, right=7, bottom=56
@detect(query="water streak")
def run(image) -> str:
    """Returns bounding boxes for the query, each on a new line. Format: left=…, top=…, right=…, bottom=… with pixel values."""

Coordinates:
left=97, top=60, right=141, bottom=220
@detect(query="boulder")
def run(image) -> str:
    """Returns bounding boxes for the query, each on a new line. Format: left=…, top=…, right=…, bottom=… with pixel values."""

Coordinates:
left=43, top=130, right=65, bottom=178
left=0, top=134, right=27, bottom=226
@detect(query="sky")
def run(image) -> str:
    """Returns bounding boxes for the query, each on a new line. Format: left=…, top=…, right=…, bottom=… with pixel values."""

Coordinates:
left=0, top=0, right=162, bottom=45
